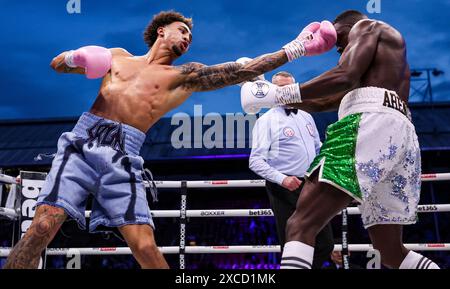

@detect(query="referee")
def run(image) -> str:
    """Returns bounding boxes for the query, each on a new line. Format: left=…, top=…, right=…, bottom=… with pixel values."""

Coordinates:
left=249, top=71, right=334, bottom=269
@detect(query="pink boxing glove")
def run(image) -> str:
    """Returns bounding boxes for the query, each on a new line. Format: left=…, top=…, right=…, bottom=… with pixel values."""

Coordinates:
left=283, top=20, right=337, bottom=61
left=64, top=46, right=112, bottom=79
left=304, top=21, right=337, bottom=56
left=299, top=21, right=321, bottom=41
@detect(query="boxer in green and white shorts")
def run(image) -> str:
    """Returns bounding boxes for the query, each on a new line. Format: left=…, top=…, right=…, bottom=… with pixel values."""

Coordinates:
left=306, top=87, right=421, bottom=228
left=240, top=10, right=440, bottom=269
left=278, top=11, right=440, bottom=269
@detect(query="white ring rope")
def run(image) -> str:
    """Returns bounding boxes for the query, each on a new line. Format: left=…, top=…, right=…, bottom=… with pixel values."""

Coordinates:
left=421, top=173, right=450, bottom=182
left=0, top=207, right=17, bottom=219
left=0, top=174, right=16, bottom=184
left=1, top=243, right=449, bottom=257
left=1, top=204, right=450, bottom=219
left=2, top=173, right=450, bottom=186
left=150, top=173, right=450, bottom=188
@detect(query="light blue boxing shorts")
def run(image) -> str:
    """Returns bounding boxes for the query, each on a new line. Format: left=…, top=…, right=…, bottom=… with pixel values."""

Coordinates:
left=36, top=112, right=155, bottom=232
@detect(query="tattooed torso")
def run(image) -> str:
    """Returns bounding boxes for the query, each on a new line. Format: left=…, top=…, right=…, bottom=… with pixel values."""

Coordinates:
left=88, top=49, right=288, bottom=132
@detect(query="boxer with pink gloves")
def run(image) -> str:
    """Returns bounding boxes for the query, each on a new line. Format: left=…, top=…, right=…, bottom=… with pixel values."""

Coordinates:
left=5, top=10, right=336, bottom=270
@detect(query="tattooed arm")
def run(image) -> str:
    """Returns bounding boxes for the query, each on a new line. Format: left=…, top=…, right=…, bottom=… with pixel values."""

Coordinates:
left=174, top=19, right=338, bottom=93
left=176, top=50, right=288, bottom=92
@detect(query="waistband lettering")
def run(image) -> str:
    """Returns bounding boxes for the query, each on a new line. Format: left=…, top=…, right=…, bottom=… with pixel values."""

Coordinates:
left=383, top=91, right=408, bottom=117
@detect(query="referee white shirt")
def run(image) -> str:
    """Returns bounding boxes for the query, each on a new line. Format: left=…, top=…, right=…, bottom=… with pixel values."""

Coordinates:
left=249, top=106, right=322, bottom=185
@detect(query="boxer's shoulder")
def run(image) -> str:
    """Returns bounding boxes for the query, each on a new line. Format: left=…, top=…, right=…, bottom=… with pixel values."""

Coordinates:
left=349, top=19, right=382, bottom=37
left=110, top=48, right=133, bottom=59
left=348, top=19, right=381, bottom=41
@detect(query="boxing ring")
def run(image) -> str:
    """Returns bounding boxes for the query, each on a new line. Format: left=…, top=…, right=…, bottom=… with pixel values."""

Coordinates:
left=1, top=172, right=449, bottom=269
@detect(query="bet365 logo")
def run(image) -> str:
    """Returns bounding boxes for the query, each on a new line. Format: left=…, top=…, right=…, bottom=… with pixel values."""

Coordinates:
left=366, top=0, right=381, bottom=14
left=66, top=0, right=81, bottom=14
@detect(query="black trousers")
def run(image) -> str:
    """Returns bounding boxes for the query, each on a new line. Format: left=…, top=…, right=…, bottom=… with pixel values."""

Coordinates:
left=266, top=179, right=334, bottom=269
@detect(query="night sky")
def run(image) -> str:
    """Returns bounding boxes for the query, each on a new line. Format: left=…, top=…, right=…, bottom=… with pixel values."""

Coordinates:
left=1, top=0, right=449, bottom=120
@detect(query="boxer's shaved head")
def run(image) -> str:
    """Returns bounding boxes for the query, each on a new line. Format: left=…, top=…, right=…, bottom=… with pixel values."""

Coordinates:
left=333, top=10, right=368, bottom=54
left=333, top=10, right=367, bottom=26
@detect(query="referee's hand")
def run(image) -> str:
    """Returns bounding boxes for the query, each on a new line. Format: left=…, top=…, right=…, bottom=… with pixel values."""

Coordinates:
left=281, top=176, right=302, bottom=191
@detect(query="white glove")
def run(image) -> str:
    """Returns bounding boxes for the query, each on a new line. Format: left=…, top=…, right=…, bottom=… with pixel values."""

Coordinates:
left=235, top=57, right=265, bottom=86
left=240, top=80, right=302, bottom=114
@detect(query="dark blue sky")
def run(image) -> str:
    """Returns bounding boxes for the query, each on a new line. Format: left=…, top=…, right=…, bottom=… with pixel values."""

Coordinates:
left=1, top=0, right=449, bottom=120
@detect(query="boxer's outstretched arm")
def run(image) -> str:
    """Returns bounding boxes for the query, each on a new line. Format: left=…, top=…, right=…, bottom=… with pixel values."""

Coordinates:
left=176, top=20, right=337, bottom=93
left=291, top=93, right=345, bottom=112
left=299, top=21, right=381, bottom=101
left=177, top=50, right=288, bottom=92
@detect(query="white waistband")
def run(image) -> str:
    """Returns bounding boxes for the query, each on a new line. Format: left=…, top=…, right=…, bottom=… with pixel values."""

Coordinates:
left=338, top=87, right=412, bottom=121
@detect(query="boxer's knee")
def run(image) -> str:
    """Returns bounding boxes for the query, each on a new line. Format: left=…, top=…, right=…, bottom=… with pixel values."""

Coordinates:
left=286, top=210, right=302, bottom=232
left=133, top=239, right=160, bottom=260
left=286, top=211, right=320, bottom=243
left=32, top=206, right=66, bottom=238
left=35, top=219, right=52, bottom=236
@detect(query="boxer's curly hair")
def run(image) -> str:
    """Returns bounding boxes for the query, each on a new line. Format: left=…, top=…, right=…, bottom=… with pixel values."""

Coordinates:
left=144, top=11, right=193, bottom=48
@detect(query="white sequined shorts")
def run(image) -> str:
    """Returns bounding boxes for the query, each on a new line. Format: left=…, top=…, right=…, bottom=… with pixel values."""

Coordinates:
left=308, top=87, right=422, bottom=228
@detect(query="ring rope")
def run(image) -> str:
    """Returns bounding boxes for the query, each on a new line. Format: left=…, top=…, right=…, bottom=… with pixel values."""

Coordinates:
left=1, top=204, right=450, bottom=220
left=1, top=243, right=449, bottom=257
left=2, top=173, right=450, bottom=186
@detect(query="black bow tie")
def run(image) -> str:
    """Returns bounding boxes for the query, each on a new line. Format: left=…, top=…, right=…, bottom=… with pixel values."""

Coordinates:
left=284, top=108, right=298, bottom=116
